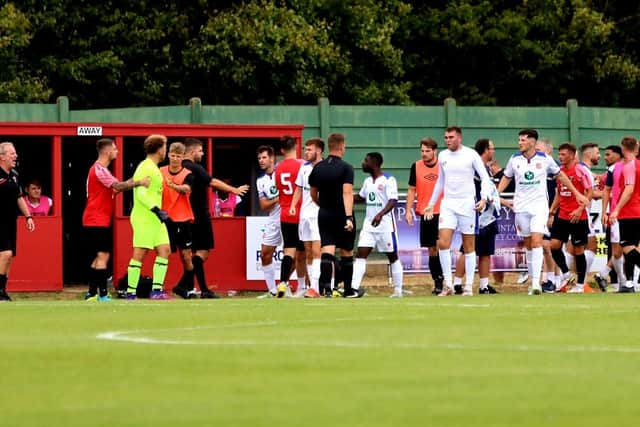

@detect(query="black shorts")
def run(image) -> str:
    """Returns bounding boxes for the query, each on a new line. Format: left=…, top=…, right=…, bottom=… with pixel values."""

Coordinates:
left=618, top=219, right=640, bottom=248
left=476, top=221, right=498, bottom=257
left=281, top=222, right=304, bottom=251
left=318, top=214, right=355, bottom=251
left=84, top=226, right=112, bottom=255
left=419, top=214, right=439, bottom=248
left=191, top=217, right=214, bottom=251
left=166, top=221, right=193, bottom=252
left=550, top=218, right=589, bottom=246
left=0, top=222, right=17, bottom=255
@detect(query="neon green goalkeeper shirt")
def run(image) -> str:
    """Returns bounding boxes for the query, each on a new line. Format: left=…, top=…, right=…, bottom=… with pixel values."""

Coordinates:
left=131, top=158, right=163, bottom=224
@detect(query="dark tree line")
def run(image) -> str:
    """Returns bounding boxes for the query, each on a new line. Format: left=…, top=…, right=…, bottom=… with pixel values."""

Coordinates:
left=1, top=0, right=638, bottom=108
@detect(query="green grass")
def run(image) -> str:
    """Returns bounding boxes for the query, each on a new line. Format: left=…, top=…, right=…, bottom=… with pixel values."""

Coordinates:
left=1, top=295, right=640, bottom=427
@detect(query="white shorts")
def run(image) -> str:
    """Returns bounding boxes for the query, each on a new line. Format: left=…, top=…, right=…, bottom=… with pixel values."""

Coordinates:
left=515, top=211, right=548, bottom=237
left=261, top=220, right=282, bottom=247
left=439, top=199, right=477, bottom=235
left=357, top=229, right=398, bottom=253
left=298, top=216, right=320, bottom=242
left=610, top=221, right=620, bottom=244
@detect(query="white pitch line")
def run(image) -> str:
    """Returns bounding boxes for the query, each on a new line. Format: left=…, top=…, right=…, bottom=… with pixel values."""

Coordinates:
left=96, top=330, right=640, bottom=354
left=96, top=318, right=640, bottom=354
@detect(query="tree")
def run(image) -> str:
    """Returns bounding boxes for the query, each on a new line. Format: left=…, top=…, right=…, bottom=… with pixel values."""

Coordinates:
left=0, top=3, right=51, bottom=102
left=184, top=0, right=412, bottom=104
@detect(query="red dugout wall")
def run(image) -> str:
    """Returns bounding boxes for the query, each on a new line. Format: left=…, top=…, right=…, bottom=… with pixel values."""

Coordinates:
left=0, top=123, right=303, bottom=292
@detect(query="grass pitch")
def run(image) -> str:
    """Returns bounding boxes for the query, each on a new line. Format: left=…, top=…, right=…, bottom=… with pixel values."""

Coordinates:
left=1, top=295, right=639, bottom=427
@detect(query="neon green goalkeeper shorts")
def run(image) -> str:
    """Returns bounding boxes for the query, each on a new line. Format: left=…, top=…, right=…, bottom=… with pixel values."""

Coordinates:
left=131, top=220, right=170, bottom=249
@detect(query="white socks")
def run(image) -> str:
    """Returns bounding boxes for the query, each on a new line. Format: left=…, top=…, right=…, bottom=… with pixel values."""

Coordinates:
left=479, top=277, right=489, bottom=290
left=352, top=258, right=367, bottom=290
left=390, top=260, right=403, bottom=292
left=310, top=259, right=321, bottom=292
left=530, top=247, right=543, bottom=287
left=585, top=250, right=595, bottom=275
left=439, top=249, right=452, bottom=288
left=464, top=252, right=476, bottom=291
left=262, top=262, right=277, bottom=294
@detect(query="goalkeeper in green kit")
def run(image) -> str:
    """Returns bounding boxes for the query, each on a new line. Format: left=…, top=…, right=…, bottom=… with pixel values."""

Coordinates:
left=126, top=134, right=173, bottom=300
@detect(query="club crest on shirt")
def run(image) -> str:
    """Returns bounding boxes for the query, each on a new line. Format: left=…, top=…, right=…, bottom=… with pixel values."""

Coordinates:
left=536, top=162, right=543, bottom=169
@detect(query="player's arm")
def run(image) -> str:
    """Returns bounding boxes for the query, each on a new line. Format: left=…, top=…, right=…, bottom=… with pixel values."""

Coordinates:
left=289, top=186, right=302, bottom=216
left=601, top=184, right=611, bottom=227
left=473, top=154, right=493, bottom=203
left=259, top=194, right=278, bottom=211
left=556, top=171, right=589, bottom=206
left=112, top=177, right=150, bottom=193
left=547, top=192, right=559, bottom=228
left=17, top=196, right=35, bottom=231
left=496, top=175, right=512, bottom=195
left=211, top=178, right=249, bottom=196
left=372, top=199, right=397, bottom=227
left=343, top=182, right=354, bottom=231
left=425, top=163, right=444, bottom=220
left=405, top=163, right=417, bottom=226
left=166, top=179, right=191, bottom=195
left=310, top=186, right=319, bottom=205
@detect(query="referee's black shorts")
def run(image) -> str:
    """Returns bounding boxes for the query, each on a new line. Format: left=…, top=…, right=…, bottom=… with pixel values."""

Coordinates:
left=318, top=214, right=355, bottom=251
left=0, top=221, right=17, bottom=256
left=191, top=217, right=214, bottom=251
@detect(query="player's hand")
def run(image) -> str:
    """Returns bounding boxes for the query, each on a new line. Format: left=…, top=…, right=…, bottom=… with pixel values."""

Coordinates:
left=601, top=213, right=609, bottom=228
left=423, top=206, right=434, bottom=221
left=25, top=217, right=35, bottom=232
left=576, top=193, right=589, bottom=206
left=609, top=210, right=618, bottom=225
left=234, top=184, right=250, bottom=196
left=289, top=206, right=296, bottom=216
left=547, top=215, right=554, bottom=229
left=405, top=210, right=414, bottom=226
left=475, top=199, right=486, bottom=212
left=569, top=207, right=582, bottom=223
left=371, top=214, right=382, bottom=227
left=151, top=207, right=170, bottom=223
left=140, top=176, right=151, bottom=188
left=345, top=216, right=354, bottom=232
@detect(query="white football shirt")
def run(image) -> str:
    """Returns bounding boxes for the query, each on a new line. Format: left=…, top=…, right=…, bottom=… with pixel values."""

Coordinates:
left=294, top=161, right=319, bottom=219
left=358, top=173, right=398, bottom=233
left=256, top=171, right=280, bottom=221
left=428, top=145, right=492, bottom=207
left=504, top=151, right=560, bottom=214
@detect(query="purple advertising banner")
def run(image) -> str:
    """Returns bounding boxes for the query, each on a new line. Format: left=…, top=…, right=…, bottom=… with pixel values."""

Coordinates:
left=395, top=200, right=526, bottom=272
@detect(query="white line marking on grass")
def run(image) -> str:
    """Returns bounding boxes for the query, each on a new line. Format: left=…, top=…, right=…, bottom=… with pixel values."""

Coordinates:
left=96, top=318, right=640, bottom=354
left=96, top=330, right=640, bottom=354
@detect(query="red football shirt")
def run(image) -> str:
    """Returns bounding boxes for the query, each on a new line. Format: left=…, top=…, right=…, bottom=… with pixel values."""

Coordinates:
left=82, top=162, right=118, bottom=227
left=618, top=159, right=640, bottom=219
left=557, top=162, right=592, bottom=221
left=274, top=158, right=303, bottom=224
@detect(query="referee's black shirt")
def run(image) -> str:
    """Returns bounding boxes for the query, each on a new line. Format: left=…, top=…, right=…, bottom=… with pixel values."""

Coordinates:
left=308, top=155, right=354, bottom=219
left=182, top=159, right=212, bottom=221
left=0, top=168, right=21, bottom=225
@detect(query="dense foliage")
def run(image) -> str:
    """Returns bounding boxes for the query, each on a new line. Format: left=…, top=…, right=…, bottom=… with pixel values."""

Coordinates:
left=1, top=0, right=638, bottom=107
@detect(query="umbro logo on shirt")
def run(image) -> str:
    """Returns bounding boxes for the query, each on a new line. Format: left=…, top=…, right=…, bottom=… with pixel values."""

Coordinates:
left=422, top=174, right=438, bottom=181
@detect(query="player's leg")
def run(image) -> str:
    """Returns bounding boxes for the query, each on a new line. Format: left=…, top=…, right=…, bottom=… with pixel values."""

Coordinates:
left=420, top=215, right=443, bottom=293
left=339, top=220, right=357, bottom=297
left=351, top=244, right=373, bottom=292
left=259, top=220, right=281, bottom=297
left=149, top=223, right=171, bottom=299
left=477, top=222, right=498, bottom=294
left=381, top=231, right=403, bottom=297
left=0, top=244, right=13, bottom=301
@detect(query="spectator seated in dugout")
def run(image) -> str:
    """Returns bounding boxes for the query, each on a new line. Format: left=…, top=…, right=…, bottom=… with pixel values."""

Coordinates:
left=22, top=178, right=53, bottom=216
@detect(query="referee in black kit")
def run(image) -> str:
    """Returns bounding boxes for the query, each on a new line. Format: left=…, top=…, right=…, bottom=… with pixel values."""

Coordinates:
left=0, top=142, right=35, bottom=301
left=308, top=133, right=364, bottom=298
